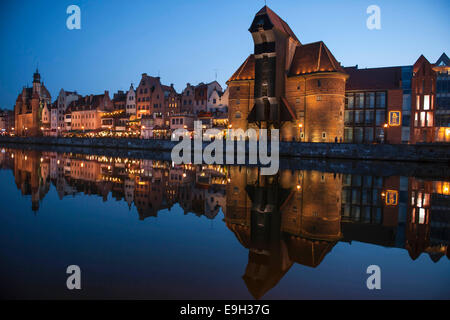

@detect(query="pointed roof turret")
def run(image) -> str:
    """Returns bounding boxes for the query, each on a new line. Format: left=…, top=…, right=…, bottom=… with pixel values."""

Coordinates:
left=435, top=52, right=449, bottom=67
left=33, top=68, right=41, bottom=83
left=249, top=6, right=300, bottom=43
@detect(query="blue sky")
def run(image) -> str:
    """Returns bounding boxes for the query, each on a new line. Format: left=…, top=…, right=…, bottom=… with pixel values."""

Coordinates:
left=0, top=0, right=449, bottom=109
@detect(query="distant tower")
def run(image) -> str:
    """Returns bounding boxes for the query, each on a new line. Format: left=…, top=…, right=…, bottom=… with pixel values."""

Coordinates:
left=32, top=68, right=41, bottom=95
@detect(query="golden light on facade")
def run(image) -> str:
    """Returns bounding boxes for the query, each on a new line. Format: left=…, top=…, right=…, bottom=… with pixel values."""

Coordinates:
left=384, top=123, right=388, bottom=128
left=296, top=185, right=301, bottom=190
left=81, top=163, right=84, bottom=168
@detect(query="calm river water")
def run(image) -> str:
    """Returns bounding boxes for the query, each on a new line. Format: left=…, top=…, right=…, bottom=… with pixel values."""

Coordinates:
left=0, top=147, right=448, bottom=299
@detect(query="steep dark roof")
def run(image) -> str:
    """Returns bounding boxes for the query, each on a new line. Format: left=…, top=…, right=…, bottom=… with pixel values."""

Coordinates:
left=227, top=55, right=255, bottom=83
left=289, top=41, right=345, bottom=76
left=343, top=66, right=402, bottom=91
left=413, top=55, right=432, bottom=73
left=252, top=6, right=300, bottom=43
left=113, top=91, right=127, bottom=102
left=66, top=94, right=108, bottom=112
left=435, top=52, right=449, bottom=67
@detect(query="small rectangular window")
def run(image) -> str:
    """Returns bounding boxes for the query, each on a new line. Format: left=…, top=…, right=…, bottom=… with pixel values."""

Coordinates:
left=423, top=95, right=430, bottom=110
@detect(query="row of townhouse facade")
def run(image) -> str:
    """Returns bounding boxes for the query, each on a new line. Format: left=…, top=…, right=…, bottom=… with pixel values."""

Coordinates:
left=0, top=109, right=14, bottom=134
left=12, top=70, right=229, bottom=137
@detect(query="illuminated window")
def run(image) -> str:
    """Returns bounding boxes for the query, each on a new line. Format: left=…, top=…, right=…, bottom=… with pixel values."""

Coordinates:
left=418, top=208, right=426, bottom=224
left=416, top=95, right=420, bottom=110
left=424, top=95, right=430, bottom=110
left=427, top=112, right=433, bottom=127
left=420, top=112, right=426, bottom=127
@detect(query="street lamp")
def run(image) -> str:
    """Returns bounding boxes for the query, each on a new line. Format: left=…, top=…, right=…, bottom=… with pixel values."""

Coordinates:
left=383, top=123, right=389, bottom=143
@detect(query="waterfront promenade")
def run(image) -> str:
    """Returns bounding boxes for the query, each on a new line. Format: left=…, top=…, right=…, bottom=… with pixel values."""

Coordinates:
left=1, top=136, right=450, bottom=163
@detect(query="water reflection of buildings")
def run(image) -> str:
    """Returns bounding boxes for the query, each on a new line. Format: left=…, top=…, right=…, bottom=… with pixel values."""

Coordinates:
left=0, top=149, right=228, bottom=221
left=225, top=166, right=449, bottom=299
left=0, top=148, right=448, bottom=298
left=225, top=167, right=343, bottom=299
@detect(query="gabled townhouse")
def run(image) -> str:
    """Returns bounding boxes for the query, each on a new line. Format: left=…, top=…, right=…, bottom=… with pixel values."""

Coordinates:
left=66, top=91, right=113, bottom=132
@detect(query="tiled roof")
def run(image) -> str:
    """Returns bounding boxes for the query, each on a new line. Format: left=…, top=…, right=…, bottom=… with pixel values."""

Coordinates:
left=227, top=54, right=255, bottom=82
left=66, top=94, right=107, bottom=112
left=413, top=55, right=432, bottom=73
left=289, top=41, right=345, bottom=76
left=344, top=66, right=402, bottom=91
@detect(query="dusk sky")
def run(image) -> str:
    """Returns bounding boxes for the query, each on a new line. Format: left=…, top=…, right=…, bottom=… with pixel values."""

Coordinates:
left=0, top=0, right=449, bottom=109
